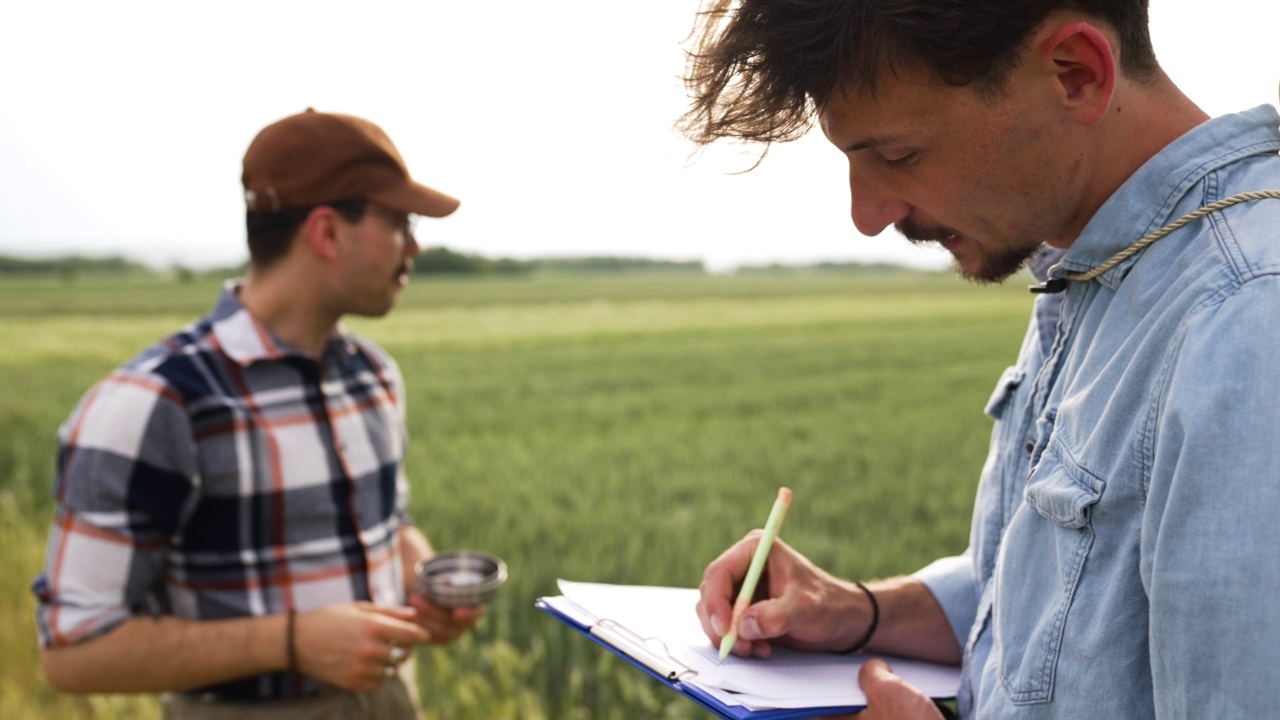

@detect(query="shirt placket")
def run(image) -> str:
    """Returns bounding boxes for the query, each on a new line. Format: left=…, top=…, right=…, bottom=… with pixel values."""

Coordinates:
left=319, top=351, right=378, bottom=602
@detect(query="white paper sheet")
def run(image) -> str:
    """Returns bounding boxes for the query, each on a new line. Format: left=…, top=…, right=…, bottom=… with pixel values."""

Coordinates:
left=552, top=580, right=961, bottom=710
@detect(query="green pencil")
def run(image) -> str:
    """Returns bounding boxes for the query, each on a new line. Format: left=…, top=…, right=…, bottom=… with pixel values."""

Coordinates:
left=719, top=486, right=792, bottom=660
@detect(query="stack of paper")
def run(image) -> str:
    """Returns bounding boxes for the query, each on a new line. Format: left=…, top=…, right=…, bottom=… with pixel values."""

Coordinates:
left=538, top=580, right=961, bottom=718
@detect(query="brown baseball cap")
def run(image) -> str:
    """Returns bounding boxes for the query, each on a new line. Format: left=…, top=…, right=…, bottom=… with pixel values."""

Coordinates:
left=241, top=108, right=460, bottom=217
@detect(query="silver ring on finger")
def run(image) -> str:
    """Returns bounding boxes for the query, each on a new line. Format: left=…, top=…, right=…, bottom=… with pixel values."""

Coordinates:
left=387, top=643, right=406, bottom=665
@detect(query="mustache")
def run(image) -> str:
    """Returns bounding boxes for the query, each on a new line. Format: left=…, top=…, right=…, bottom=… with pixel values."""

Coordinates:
left=895, top=219, right=958, bottom=244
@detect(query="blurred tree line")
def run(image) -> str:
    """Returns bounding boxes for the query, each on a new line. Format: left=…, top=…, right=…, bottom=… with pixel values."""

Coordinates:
left=0, top=250, right=914, bottom=282
left=416, top=247, right=705, bottom=275
left=0, top=248, right=707, bottom=281
left=0, top=254, right=154, bottom=282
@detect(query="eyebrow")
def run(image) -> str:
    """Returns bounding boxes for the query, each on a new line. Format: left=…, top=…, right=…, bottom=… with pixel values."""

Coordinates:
left=842, top=134, right=908, bottom=153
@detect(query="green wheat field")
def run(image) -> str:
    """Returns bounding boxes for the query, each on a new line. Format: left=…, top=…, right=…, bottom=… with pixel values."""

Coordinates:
left=0, top=270, right=1035, bottom=718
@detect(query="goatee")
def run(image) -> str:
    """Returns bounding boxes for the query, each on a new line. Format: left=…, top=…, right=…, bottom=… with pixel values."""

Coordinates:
left=896, top=220, right=1036, bottom=284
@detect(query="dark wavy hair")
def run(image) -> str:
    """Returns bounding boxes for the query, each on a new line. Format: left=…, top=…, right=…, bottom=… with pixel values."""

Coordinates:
left=678, top=0, right=1158, bottom=147
left=245, top=198, right=368, bottom=269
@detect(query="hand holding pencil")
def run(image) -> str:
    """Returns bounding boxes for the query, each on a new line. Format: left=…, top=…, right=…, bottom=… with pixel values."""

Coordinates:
left=698, top=489, right=875, bottom=659
left=718, top=487, right=792, bottom=660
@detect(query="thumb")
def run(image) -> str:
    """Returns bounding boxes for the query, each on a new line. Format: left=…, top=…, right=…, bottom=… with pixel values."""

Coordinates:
left=858, top=658, right=898, bottom=701
left=858, top=659, right=944, bottom=719
left=366, top=603, right=417, bottom=620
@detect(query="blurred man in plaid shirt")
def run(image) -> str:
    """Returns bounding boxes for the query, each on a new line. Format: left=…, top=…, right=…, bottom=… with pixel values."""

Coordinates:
left=33, top=109, right=480, bottom=719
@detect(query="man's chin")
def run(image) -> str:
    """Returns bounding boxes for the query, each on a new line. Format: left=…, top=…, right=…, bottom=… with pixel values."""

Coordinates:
left=952, top=247, right=1036, bottom=285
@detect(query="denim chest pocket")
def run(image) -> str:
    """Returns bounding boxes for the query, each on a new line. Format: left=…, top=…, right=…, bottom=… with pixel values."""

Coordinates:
left=993, top=439, right=1105, bottom=704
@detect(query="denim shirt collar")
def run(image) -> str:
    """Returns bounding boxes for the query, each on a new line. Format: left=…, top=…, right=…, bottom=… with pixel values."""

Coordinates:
left=1027, top=245, right=1066, bottom=282
left=1047, top=104, right=1280, bottom=291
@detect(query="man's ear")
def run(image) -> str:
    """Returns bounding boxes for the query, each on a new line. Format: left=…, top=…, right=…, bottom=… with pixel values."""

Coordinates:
left=1037, top=21, right=1116, bottom=126
left=301, top=206, right=342, bottom=261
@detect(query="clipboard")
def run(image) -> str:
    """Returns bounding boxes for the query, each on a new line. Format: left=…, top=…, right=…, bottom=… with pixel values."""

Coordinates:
left=536, top=590, right=865, bottom=720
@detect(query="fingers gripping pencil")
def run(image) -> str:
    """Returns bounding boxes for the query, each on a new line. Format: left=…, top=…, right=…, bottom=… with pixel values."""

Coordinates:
left=719, top=487, right=792, bottom=660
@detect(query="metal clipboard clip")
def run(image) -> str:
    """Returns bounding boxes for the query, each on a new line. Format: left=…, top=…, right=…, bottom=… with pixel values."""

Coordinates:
left=589, top=618, right=698, bottom=682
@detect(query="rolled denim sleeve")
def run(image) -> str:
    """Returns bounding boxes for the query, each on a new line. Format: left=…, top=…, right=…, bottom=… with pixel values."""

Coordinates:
left=913, top=551, right=977, bottom=651
left=1144, top=277, right=1280, bottom=717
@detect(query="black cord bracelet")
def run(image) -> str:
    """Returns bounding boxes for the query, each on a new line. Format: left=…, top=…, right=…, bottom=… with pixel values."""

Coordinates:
left=843, top=580, right=880, bottom=654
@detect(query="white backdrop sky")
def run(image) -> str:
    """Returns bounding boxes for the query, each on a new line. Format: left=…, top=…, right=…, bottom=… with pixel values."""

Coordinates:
left=1, top=0, right=1276, bottom=273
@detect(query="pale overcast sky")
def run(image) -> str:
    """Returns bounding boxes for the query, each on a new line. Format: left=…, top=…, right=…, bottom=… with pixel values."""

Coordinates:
left=0, top=0, right=1276, bottom=272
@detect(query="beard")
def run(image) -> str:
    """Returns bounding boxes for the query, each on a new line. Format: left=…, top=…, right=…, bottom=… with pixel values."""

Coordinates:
left=896, top=219, right=1038, bottom=284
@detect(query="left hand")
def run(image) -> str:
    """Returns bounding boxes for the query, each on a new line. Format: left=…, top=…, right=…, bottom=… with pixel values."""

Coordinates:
left=396, top=526, right=484, bottom=644
left=822, top=659, right=945, bottom=719
left=406, top=594, right=483, bottom=645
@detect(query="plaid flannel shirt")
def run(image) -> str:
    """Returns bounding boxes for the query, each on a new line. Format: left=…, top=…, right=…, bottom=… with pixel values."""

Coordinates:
left=32, top=282, right=413, bottom=700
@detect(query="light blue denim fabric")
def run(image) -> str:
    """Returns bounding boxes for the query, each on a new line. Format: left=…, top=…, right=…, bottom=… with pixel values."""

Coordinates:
left=916, top=105, right=1280, bottom=719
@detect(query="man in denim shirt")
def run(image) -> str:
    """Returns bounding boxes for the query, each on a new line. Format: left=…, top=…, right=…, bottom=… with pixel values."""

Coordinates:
left=684, top=1, right=1280, bottom=717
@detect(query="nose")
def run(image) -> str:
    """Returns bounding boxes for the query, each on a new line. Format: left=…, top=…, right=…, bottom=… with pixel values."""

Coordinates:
left=847, top=169, right=911, bottom=237
left=404, top=231, right=421, bottom=257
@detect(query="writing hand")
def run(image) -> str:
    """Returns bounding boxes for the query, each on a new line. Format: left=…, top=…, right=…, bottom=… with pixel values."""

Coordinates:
left=696, top=533, right=869, bottom=658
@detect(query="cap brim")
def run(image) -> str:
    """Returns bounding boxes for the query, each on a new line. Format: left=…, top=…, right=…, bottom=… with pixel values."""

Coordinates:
left=368, top=181, right=461, bottom=218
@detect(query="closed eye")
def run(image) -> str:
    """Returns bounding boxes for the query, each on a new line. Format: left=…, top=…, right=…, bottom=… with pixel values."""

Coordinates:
left=883, top=152, right=919, bottom=169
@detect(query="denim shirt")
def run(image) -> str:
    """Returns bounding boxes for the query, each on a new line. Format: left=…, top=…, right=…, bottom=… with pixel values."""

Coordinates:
left=917, top=105, right=1280, bottom=719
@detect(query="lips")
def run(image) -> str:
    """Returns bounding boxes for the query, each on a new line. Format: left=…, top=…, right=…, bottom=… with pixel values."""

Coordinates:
left=895, top=220, right=961, bottom=250
left=938, top=234, right=961, bottom=250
